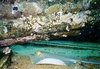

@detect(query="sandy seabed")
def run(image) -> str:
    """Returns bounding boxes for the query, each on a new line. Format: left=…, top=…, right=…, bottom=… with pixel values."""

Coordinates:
left=8, top=55, right=100, bottom=69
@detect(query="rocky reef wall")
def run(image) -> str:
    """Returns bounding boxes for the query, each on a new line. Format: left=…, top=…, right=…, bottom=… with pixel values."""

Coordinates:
left=0, top=0, right=100, bottom=46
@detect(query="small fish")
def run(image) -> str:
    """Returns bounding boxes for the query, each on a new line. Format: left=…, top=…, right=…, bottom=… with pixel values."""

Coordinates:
left=68, top=0, right=71, bottom=2
left=25, top=32, right=29, bottom=35
left=11, top=29, right=15, bottom=33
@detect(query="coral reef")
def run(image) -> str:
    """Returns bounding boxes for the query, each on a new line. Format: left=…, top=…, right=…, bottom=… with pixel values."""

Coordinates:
left=22, top=2, right=42, bottom=16
left=44, top=4, right=62, bottom=14
left=0, top=3, right=13, bottom=19
left=0, top=0, right=100, bottom=46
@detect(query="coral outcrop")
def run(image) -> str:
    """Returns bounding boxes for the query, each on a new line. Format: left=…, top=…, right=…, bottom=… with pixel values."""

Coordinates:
left=0, top=0, right=100, bottom=46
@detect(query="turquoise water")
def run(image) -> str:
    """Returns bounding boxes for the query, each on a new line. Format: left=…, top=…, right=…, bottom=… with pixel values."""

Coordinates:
left=10, top=40, right=100, bottom=66
left=10, top=40, right=100, bottom=60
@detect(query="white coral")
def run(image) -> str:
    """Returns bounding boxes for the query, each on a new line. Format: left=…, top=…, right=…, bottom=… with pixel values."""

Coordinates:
left=23, top=2, right=42, bottom=16
left=71, top=12, right=88, bottom=24
left=32, top=23, right=43, bottom=33
left=3, top=47, right=11, bottom=55
left=60, top=12, right=72, bottom=23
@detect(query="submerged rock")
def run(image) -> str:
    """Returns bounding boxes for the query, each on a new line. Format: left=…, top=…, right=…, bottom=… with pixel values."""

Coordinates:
left=0, top=47, right=12, bottom=69
left=74, top=61, right=87, bottom=69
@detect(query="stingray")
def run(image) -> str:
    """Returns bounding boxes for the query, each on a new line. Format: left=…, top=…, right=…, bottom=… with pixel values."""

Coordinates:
left=29, top=51, right=100, bottom=66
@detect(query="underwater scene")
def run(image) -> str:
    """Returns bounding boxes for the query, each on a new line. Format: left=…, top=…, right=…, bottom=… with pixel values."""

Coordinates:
left=0, top=0, right=100, bottom=69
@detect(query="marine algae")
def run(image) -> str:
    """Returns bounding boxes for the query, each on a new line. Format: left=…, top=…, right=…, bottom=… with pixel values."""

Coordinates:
left=44, top=4, right=63, bottom=14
